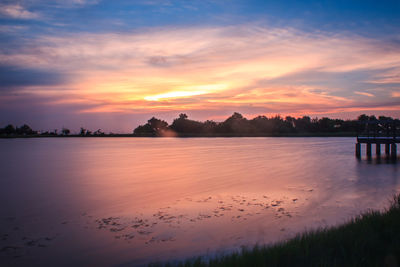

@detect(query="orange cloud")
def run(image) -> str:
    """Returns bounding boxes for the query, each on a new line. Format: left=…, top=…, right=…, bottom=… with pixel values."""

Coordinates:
left=1, top=25, right=399, bottom=118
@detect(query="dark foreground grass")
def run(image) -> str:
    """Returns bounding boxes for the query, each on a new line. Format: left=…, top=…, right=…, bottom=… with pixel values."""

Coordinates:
left=152, top=195, right=400, bottom=267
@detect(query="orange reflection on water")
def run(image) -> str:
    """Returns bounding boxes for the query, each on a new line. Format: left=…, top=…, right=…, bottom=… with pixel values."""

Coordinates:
left=0, top=137, right=399, bottom=265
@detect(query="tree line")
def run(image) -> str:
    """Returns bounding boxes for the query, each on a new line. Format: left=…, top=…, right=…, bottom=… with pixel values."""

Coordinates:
left=0, top=124, right=105, bottom=137
left=1, top=113, right=398, bottom=137
left=133, top=113, right=400, bottom=137
left=0, top=124, right=38, bottom=136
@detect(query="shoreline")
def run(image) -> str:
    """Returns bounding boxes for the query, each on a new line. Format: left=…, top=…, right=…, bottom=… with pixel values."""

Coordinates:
left=0, top=132, right=357, bottom=138
left=154, top=195, right=400, bottom=267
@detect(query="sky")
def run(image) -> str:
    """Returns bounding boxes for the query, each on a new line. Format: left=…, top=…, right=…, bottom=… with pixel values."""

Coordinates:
left=0, top=0, right=399, bottom=133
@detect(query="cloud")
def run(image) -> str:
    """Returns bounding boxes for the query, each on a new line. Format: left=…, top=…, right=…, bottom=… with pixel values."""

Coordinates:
left=367, top=67, right=400, bottom=84
left=0, top=24, right=399, bottom=129
left=3, top=25, right=399, bottom=74
left=354, top=91, right=374, bottom=97
left=18, top=0, right=99, bottom=8
left=0, top=4, right=39, bottom=19
left=69, top=0, right=99, bottom=5
left=0, top=25, right=28, bottom=33
left=0, top=65, right=66, bottom=90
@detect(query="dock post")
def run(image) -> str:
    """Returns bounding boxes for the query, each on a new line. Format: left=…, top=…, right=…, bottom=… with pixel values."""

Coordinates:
left=391, top=144, right=397, bottom=159
left=376, top=143, right=381, bottom=156
left=355, top=143, right=361, bottom=158
left=366, top=143, right=372, bottom=158
left=385, top=144, right=390, bottom=155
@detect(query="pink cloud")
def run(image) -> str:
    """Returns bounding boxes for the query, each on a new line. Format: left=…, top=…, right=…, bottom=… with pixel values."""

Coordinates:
left=1, top=24, right=399, bottom=129
left=0, top=4, right=39, bottom=19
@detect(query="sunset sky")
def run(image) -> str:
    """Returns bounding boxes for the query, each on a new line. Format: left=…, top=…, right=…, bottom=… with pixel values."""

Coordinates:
left=1, top=0, right=400, bottom=132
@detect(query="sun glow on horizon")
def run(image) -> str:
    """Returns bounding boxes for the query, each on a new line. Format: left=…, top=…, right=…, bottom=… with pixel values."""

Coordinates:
left=144, top=90, right=207, bottom=101
left=143, top=84, right=228, bottom=101
left=1, top=24, right=400, bottom=130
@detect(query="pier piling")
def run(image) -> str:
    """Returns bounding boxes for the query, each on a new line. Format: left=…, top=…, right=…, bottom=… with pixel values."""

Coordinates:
left=385, top=144, right=390, bottom=155
left=366, top=143, right=372, bottom=157
left=391, top=144, right=397, bottom=159
left=376, top=144, right=381, bottom=156
left=355, top=143, right=361, bottom=158
left=355, top=120, right=399, bottom=159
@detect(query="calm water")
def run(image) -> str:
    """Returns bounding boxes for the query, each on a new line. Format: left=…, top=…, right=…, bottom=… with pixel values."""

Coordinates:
left=0, top=137, right=399, bottom=266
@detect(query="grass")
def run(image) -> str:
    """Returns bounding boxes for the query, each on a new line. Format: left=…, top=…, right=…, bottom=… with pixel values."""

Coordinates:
left=152, top=195, right=400, bottom=267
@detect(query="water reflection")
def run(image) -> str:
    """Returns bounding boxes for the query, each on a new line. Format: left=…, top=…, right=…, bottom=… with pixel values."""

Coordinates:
left=0, top=138, right=398, bottom=266
left=361, top=155, right=399, bottom=165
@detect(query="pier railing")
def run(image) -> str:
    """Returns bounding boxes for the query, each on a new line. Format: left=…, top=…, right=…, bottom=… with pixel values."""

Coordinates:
left=355, top=120, right=399, bottom=159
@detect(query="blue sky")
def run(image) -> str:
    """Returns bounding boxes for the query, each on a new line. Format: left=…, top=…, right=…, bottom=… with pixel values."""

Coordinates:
left=2, top=0, right=399, bottom=34
left=0, top=0, right=399, bottom=132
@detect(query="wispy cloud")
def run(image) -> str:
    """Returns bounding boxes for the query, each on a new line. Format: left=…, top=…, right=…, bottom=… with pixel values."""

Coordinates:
left=1, top=24, right=399, bottom=128
left=0, top=4, right=39, bottom=19
left=367, top=67, right=400, bottom=84
left=0, top=25, right=28, bottom=33
left=354, top=91, right=374, bottom=97
left=69, top=0, right=99, bottom=5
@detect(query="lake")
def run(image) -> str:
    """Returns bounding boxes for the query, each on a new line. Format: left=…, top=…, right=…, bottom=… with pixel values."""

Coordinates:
left=0, top=137, right=399, bottom=266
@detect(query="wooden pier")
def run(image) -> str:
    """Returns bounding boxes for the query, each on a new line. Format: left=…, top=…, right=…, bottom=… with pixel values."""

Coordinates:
left=356, top=120, right=399, bottom=159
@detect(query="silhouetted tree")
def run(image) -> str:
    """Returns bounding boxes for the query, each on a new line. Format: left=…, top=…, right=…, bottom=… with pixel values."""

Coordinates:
left=358, top=114, right=369, bottom=122
left=378, top=116, right=393, bottom=122
left=133, top=117, right=169, bottom=136
left=15, top=124, right=36, bottom=135
left=170, top=114, right=204, bottom=134
left=317, top=117, right=334, bottom=132
left=202, top=120, right=217, bottom=134
left=285, top=116, right=296, bottom=128
left=294, top=116, right=312, bottom=132
left=131, top=113, right=398, bottom=137
left=216, top=112, right=256, bottom=134
left=61, top=128, right=70, bottom=135
left=133, top=124, right=153, bottom=135
left=148, top=117, right=168, bottom=132
left=3, top=124, right=16, bottom=135
left=93, top=129, right=104, bottom=135
left=270, top=115, right=294, bottom=134
left=179, top=113, right=188, bottom=120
